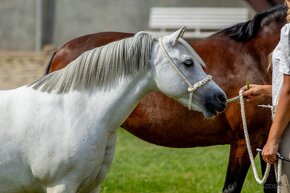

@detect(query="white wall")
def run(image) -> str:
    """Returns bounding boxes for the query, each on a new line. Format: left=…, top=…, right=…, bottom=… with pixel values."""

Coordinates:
left=0, top=0, right=250, bottom=50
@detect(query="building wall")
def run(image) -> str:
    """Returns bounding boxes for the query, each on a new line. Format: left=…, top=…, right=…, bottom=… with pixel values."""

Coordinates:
left=52, top=0, right=249, bottom=45
left=0, top=0, right=36, bottom=50
left=0, top=0, right=249, bottom=50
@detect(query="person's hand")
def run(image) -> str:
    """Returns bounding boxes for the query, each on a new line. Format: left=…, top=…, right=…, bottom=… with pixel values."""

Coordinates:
left=241, top=84, right=272, bottom=101
left=241, top=84, right=264, bottom=101
left=262, top=139, right=279, bottom=164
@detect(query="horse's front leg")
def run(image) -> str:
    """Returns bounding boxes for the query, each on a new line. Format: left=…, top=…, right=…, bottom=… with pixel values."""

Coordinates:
left=222, top=140, right=251, bottom=193
left=88, top=132, right=117, bottom=193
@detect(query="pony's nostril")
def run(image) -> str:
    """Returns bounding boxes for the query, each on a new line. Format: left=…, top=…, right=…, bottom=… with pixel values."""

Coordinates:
left=216, top=94, right=226, bottom=104
left=205, top=93, right=227, bottom=115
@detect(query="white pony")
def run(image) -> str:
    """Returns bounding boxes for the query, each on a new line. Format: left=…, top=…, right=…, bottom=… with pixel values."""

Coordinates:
left=0, top=27, right=226, bottom=193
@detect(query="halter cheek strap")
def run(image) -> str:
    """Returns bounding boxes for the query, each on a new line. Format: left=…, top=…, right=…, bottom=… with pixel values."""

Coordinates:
left=159, top=37, right=212, bottom=110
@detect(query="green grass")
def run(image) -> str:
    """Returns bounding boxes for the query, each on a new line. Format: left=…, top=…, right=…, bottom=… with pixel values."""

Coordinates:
left=101, top=129, right=264, bottom=193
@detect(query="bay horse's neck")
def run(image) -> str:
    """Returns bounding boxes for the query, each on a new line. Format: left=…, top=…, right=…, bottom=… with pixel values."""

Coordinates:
left=241, top=17, right=285, bottom=82
left=190, top=18, right=284, bottom=98
left=192, top=4, right=286, bottom=80
left=251, top=18, right=285, bottom=57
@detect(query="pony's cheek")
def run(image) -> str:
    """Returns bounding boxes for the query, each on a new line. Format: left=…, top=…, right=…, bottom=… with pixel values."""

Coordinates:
left=155, top=74, right=187, bottom=98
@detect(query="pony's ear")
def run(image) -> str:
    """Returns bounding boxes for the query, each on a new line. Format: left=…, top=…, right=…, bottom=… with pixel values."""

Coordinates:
left=164, top=26, right=187, bottom=46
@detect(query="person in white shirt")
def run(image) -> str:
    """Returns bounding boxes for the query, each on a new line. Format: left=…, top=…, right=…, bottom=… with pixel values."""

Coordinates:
left=242, top=1, right=290, bottom=191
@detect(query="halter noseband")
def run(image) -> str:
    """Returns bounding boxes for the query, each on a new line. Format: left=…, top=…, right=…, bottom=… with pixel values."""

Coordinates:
left=159, top=37, right=212, bottom=110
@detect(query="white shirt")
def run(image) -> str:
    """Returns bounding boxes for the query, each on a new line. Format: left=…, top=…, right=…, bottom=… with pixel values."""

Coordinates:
left=272, top=23, right=290, bottom=113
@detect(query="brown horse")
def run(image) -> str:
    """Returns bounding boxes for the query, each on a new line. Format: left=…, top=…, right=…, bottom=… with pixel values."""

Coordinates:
left=46, top=5, right=286, bottom=193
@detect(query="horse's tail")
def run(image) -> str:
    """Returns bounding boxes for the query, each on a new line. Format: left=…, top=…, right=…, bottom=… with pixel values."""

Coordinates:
left=44, top=51, right=57, bottom=75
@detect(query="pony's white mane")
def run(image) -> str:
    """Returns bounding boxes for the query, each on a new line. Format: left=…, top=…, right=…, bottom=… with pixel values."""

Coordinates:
left=31, top=32, right=154, bottom=94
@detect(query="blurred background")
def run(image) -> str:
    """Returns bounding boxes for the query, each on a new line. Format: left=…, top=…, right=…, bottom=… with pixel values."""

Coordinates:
left=0, top=0, right=284, bottom=51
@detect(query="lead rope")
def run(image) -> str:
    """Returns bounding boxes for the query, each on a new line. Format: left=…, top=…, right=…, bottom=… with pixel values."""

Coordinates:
left=227, top=91, right=282, bottom=192
left=158, top=37, right=212, bottom=110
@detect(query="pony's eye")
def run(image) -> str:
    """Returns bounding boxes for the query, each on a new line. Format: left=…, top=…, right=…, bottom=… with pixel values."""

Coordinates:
left=182, top=59, right=194, bottom=67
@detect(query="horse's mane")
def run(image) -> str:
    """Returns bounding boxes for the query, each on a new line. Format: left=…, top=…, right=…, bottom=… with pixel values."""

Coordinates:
left=215, top=5, right=287, bottom=41
left=31, top=32, right=154, bottom=94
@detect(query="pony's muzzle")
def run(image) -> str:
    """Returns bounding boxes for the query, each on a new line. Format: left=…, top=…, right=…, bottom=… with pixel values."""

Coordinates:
left=204, top=92, right=227, bottom=115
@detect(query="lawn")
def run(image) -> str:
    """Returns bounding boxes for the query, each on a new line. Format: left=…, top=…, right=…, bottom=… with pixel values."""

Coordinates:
left=100, top=129, right=264, bottom=193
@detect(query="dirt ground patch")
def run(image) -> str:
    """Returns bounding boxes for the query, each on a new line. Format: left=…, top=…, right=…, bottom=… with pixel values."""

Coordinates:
left=0, top=51, right=53, bottom=89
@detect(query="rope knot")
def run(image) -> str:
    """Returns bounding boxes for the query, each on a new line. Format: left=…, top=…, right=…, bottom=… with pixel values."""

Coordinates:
left=188, top=85, right=198, bottom=92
